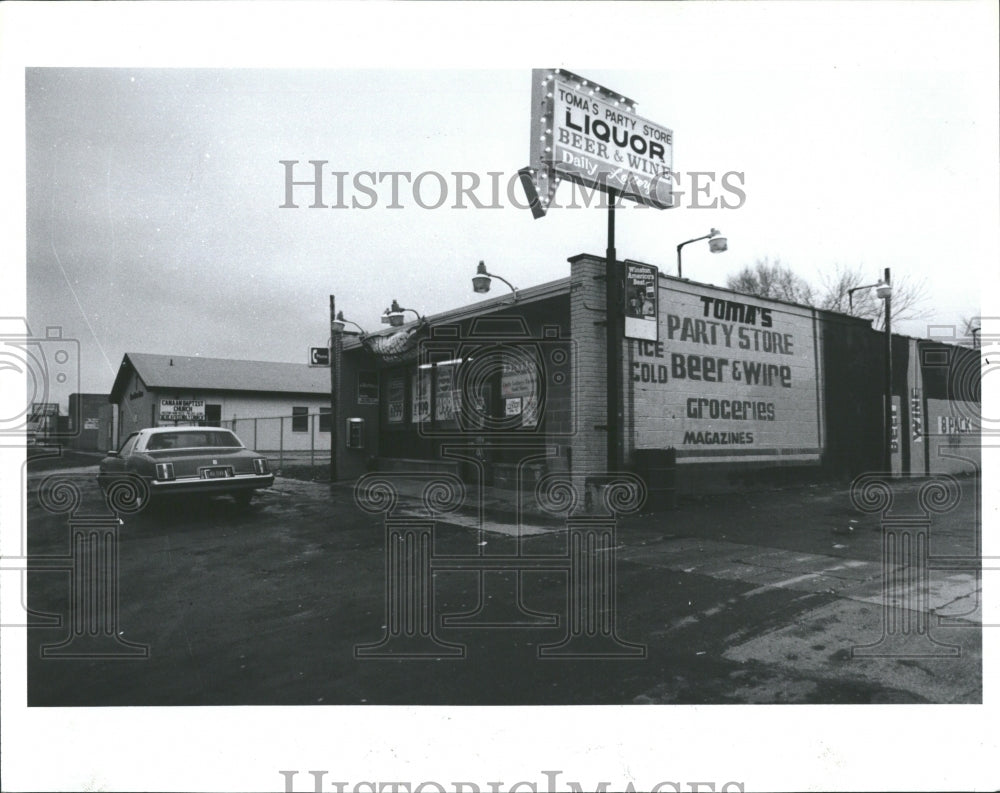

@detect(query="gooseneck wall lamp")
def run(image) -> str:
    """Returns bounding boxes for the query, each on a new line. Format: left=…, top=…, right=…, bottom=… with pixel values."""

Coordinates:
left=381, top=299, right=423, bottom=328
left=330, top=310, right=367, bottom=336
left=676, top=228, right=727, bottom=278
left=472, top=260, right=519, bottom=301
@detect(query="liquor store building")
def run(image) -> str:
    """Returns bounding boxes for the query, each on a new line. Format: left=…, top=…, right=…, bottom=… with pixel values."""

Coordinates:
left=332, top=252, right=980, bottom=497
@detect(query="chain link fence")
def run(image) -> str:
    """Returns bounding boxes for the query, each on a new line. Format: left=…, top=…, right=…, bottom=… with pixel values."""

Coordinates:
left=220, top=413, right=332, bottom=468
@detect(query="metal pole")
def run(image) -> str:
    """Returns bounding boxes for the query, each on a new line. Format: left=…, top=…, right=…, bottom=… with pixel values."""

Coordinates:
left=883, top=267, right=892, bottom=473
left=676, top=243, right=683, bottom=280
left=606, top=188, right=622, bottom=473
left=330, top=295, right=339, bottom=483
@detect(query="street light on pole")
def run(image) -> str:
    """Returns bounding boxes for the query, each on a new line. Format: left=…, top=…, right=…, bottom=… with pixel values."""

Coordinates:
left=676, top=228, right=727, bottom=279
left=329, top=296, right=339, bottom=484
left=329, top=309, right=372, bottom=484
left=849, top=269, right=893, bottom=471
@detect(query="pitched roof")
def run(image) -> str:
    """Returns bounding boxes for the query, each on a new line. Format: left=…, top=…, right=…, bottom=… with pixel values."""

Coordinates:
left=110, top=352, right=330, bottom=402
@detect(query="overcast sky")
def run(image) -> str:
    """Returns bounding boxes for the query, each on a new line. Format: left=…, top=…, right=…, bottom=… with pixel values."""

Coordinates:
left=15, top=4, right=999, bottom=409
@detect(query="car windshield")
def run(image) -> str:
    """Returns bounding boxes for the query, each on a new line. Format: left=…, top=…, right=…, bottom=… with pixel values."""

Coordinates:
left=145, top=431, right=242, bottom=450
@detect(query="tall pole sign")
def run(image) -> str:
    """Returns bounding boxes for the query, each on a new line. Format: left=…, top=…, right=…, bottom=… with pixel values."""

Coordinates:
left=522, top=68, right=675, bottom=473
left=526, top=68, right=676, bottom=215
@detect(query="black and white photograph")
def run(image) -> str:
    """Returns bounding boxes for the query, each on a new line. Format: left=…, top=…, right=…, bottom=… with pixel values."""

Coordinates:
left=1, top=2, right=997, bottom=791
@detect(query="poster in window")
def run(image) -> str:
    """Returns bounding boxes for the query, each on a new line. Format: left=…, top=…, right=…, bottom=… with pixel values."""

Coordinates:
left=387, top=374, right=404, bottom=424
left=411, top=370, right=430, bottom=424
left=357, top=371, right=378, bottom=405
left=501, top=356, right=538, bottom=428
left=522, top=395, right=539, bottom=428
left=435, top=365, right=460, bottom=421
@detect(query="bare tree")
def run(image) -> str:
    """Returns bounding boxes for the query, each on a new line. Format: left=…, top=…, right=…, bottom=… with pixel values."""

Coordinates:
left=726, top=257, right=816, bottom=305
left=817, top=264, right=929, bottom=330
left=958, top=314, right=981, bottom=347
left=727, top=259, right=930, bottom=331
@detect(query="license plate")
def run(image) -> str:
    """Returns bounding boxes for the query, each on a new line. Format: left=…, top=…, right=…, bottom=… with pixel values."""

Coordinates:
left=201, top=467, right=232, bottom=479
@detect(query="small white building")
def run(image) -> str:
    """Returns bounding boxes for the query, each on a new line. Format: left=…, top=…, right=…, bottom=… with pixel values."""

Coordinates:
left=108, top=353, right=333, bottom=453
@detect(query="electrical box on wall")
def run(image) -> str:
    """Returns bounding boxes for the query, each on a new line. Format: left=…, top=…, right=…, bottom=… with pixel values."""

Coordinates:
left=346, top=417, right=364, bottom=449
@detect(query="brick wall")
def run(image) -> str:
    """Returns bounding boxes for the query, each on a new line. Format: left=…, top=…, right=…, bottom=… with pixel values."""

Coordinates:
left=568, top=254, right=612, bottom=504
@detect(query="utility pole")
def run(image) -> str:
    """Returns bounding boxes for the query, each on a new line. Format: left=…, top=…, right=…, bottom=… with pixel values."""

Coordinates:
left=882, top=267, right=892, bottom=472
left=330, top=295, right=339, bottom=483
left=606, top=189, right=623, bottom=473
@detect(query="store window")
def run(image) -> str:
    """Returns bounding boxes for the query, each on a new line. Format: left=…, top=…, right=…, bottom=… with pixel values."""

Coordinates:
left=377, top=345, right=550, bottom=461
left=319, top=406, right=331, bottom=432
left=292, top=406, right=309, bottom=433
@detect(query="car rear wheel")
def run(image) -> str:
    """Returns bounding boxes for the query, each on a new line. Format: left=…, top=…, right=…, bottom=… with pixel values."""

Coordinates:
left=233, top=491, right=253, bottom=508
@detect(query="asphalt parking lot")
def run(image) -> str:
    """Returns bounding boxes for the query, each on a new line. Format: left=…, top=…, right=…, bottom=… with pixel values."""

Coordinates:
left=23, top=456, right=982, bottom=705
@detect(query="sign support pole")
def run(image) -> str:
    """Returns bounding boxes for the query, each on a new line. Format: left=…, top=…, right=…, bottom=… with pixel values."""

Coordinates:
left=330, top=295, right=339, bottom=484
left=606, top=188, right=622, bottom=473
left=883, top=267, right=892, bottom=473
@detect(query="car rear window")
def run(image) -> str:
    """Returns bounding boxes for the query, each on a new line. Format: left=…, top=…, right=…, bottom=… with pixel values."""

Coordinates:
left=146, top=431, right=242, bottom=450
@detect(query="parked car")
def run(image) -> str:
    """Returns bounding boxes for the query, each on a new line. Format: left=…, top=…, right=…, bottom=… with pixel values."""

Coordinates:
left=97, top=427, right=273, bottom=508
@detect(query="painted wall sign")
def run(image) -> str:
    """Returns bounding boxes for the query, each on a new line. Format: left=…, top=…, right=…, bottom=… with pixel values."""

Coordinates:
left=911, top=388, right=923, bottom=441
left=937, top=415, right=974, bottom=434
left=625, top=261, right=658, bottom=341
left=891, top=403, right=899, bottom=452
left=529, top=68, right=675, bottom=209
left=630, top=284, right=822, bottom=463
left=159, top=399, right=205, bottom=422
